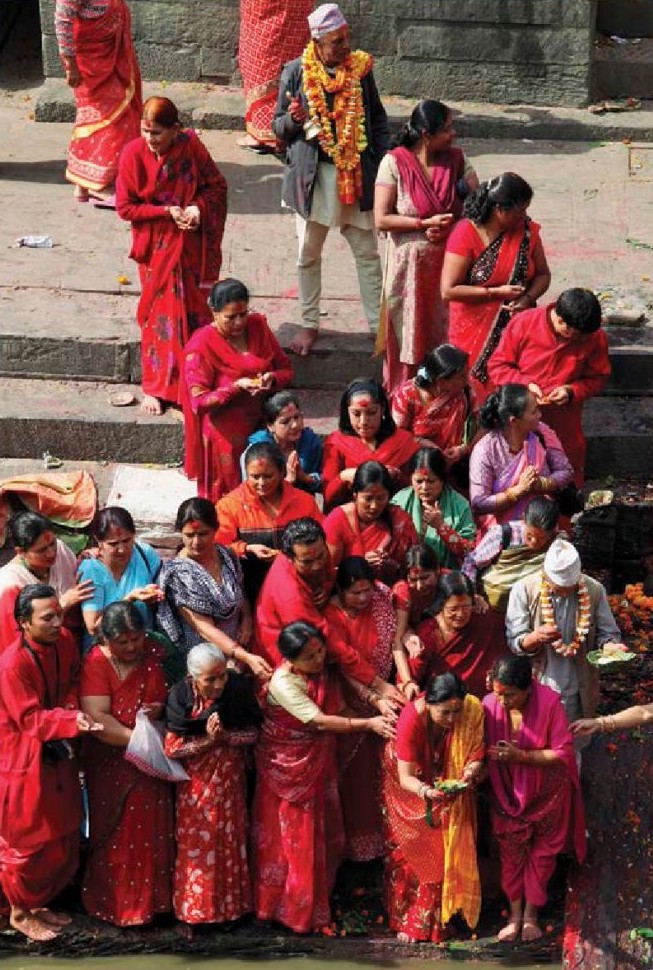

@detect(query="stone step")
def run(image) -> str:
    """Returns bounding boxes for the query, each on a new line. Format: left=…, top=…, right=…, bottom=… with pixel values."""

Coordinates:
left=597, top=0, right=653, bottom=39
left=0, top=288, right=380, bottom=388
left=0, top=378, right=341, bottom=464
left=33, top=78, right=653, bottom=144
left=1, top=375, right=651, bottom=479
left=592, top=37, right=653, bottom=100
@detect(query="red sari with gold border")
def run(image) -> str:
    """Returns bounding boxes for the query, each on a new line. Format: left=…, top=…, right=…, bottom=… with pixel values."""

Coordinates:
left=66, top=0, right=142, bottom=192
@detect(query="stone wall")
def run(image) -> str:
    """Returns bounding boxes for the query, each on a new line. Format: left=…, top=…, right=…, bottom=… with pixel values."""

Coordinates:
left=39, top=0, right=597, bottom=105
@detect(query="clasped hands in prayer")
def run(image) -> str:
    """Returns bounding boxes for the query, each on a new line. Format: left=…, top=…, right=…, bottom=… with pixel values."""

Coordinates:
left=169, top=205, right=201, bottom=231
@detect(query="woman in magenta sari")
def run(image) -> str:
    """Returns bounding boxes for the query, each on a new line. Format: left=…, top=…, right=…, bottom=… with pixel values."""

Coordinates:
left=323, top=462, right=418, bottom=586
left=374, top=101, right=479, bottom=393
left=323, top=557, right=397, bottom=861
left=469, top=384, right=573, bottom=532
left=116, top=97, right=228, bottom=415
left=183, top=279, right=292, bottom=502
left=251, top=621, right=394, bottom=933
left=441, top=173, right=551, bottom=404
left=483, top=655, right=586, bottom=943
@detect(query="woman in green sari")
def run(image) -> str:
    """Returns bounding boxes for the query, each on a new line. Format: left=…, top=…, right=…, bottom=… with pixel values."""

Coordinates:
left=391, top=448, right=476, bottom=568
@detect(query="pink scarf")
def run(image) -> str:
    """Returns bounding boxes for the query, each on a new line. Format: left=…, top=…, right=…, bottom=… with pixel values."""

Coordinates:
left=390, top=145, right=464, bottom=220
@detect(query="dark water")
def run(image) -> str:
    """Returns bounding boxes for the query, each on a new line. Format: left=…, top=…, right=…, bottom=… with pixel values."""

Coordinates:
left=1, top=957, right=557, bottom=970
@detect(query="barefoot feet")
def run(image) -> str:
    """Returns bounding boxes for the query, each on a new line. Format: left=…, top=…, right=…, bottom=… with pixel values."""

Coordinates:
left=33, top=908, right=72, bottom=927
left=74, top=185, right=89, bottom=202
left=289, top=327, right=318, bottom=356
left=498, top=919, right=521, bottom=942
left=10, top=908, right=61, bottom=942
left=140, top=394, right=164, bottom=416
left=396, top=931, right=417, bottom=944
left=521, top=920, right=543, bottom=942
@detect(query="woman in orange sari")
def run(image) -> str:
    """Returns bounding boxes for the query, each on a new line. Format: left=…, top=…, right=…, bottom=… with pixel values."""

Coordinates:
left=323, top=557, right=397, bottom=860
left=382, top=672, right=484, bottom=942
left=441, top=173, right=551, bottom=404
left=116, top=97, right=228, bottom=415
left=55, top=0, right=142, bottom=202
left=238, top=0, right=313, bottom=151
left=183, top=279, right=292, bottom=502
left=322, top=379, right=419, bottom=511
left=323, top=461, right=417, bottom=586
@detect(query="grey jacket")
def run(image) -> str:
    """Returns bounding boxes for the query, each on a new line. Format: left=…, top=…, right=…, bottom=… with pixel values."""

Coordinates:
left=272, top=56, right=390, bottom=219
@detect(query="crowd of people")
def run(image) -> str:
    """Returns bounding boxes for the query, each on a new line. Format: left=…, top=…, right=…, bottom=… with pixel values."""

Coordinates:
left=1, top=0, right=643, bottom=953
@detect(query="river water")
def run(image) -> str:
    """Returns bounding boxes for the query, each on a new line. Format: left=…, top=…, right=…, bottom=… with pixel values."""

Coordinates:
left=2, top=956, right=556, bottom=970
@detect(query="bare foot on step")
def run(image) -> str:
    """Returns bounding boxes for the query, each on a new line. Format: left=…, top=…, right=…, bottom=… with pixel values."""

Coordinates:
left=140, top=394, right=163, bottom=416
left=521, top=920, right=543, bottom=942
left=10, top=909, right=60, bottom=941
left=289, top=328, right=318, bottom=356
left=32, top=908, right=72, bottom=927
left=498, top=920, right=521, bottom=942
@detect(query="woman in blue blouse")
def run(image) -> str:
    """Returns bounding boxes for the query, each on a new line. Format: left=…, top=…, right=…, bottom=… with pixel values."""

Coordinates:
left=242, top=389, right=322, bottom=493
left=78, top=506, right=163, bottom=650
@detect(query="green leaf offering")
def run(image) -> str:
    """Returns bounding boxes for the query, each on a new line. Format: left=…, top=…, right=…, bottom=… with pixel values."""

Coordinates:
left=587, top=649, right=636, bottom=667
left=434, top=780, right=468, bottom=793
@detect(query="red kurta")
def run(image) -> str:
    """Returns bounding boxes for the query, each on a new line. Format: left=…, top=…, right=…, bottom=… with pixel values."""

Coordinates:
left=164, top=694, right=256, bottom=924
left=183, top=315, right=292, bottom=502
left=487, top=304, right=611, bottom=484
left=414, top=612, right=508, bottom=699
left=116, top=130, right=228, bottom=406
left=252, top=552, right=376, bottom=684
left=0, top=630, right=81, bottom=909
left=323, top=503, right=418, bottom=584
left=322, top=428, right=419, bottom=510
left=391, top=380, right=475, bottom=453
left=324, top=585, right=396, bottom=860
left=80, top=642, right=174, bottom=926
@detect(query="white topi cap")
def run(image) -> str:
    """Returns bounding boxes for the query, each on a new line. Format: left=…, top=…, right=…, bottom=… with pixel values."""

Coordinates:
left=308, top=3, right=348, bottom=38
left=543, top=538, right=582, bottom=587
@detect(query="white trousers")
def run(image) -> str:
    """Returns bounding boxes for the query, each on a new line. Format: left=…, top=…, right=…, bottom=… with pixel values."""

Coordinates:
left=295, top=215, right=382, bottom=331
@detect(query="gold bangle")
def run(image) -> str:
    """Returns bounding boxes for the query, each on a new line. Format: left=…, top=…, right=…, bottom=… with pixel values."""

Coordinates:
left=505, top=488, right=517, bottom=504
left=347, top=717, right=352, bottom=732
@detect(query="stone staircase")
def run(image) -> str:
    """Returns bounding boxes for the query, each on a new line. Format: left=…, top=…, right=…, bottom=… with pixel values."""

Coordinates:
left=593, top=0, right=653, bottom=100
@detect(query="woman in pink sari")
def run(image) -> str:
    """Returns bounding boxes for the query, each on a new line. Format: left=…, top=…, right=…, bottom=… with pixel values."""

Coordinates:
left=183, top=279, right=292, bottom=502
left=55, top=0, right=142, bottom=202
left=251, top=621, right=394, bottom=932
left=469, top=384, right=573, bottom=531
left=116, top=97, right=228, bottom=415
left=238, top=0, right=313, bottom=151
left=483, top=655, right=586, bottom=943
left=323, top=557, right=397, bottom=861
left=441, top=173, right=551, bottom=403
left=323, top=461, right=418, bottom=586
left=374, top=101, right=478, bottom=393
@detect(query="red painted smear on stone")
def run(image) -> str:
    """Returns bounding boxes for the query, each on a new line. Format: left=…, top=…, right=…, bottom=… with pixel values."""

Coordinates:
left=280, top=287, right=299, bottom=298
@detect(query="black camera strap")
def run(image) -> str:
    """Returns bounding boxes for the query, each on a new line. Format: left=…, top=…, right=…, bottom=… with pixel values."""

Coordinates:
left=21, top=635, right=59, bottom=711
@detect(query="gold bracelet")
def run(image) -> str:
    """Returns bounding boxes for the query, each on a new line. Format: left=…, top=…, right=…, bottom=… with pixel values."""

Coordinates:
left=505, top=487, right=518, bottom=504
left=347, top=717, right=352, bottom=733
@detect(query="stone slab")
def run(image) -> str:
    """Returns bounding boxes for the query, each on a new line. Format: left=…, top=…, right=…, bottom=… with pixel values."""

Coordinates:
left=597, top=0, right=653, bottom=38
left=32, top=79, right=653, bottom=142
left=583, top=397, right=653, bottom=478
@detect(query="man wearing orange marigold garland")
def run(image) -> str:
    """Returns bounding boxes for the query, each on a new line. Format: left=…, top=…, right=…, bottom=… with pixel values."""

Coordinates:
left=272, top=3, right=389, bottom=356
left=506, top=539, right=625, bottom=728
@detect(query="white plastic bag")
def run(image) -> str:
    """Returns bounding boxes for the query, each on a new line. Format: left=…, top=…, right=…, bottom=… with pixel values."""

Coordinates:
left=125, top=709, right=189, bottom=782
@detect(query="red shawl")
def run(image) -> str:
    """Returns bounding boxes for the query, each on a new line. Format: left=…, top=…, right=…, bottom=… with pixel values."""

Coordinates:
left=390, top=145, right=464, bottom=221
left=322, top=428, right=419, bottom=509
left=414, top=612, right=508, bottom=699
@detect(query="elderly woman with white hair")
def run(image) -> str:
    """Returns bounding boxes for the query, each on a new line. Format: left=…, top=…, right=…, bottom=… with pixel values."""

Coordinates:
left=505, top=538, right=626, bottom=724
left=164, top=642, right=261, bottom=927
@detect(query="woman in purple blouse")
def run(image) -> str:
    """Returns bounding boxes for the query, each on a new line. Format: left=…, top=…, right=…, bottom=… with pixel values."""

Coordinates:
left=468, top=383, right=573, bottom=531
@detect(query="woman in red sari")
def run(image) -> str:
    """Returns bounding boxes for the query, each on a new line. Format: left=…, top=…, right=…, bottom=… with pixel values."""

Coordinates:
left=413, top=572, right=507, bottom=700
left=323, top=461, right=417, bottom=586
left=374, top=100, right=478, bottom=392
left=116, top=97, right=228, bottom=415
left=322, top=379, right=419, bottom=511
left=323, top=557, right=397, bottom=860
left=251, top=621, right=395, bottom=933
left=484, top=655, right=586, bottom=942
left=164, top=642, right=260, bottom=926
left=55, top=0, right=142, bottom=202
left=238, top=0, right=313, bottom=151
left=183, top=279, right=292, bottom=502
left=382, top=672, right=484, bottom=942
left=80, top=601, right=174, bottom=926
left=441, top=172, right=551, bottom=403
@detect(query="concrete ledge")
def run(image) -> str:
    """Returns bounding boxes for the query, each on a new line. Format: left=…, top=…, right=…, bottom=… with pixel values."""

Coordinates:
left=34, top=79, right=653, bottom=142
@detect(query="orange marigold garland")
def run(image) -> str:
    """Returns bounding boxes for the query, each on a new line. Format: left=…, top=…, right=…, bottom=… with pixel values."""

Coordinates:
left=301, top=41, right=372, bottom=205
left=540, top=573, right=591, bottom=658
